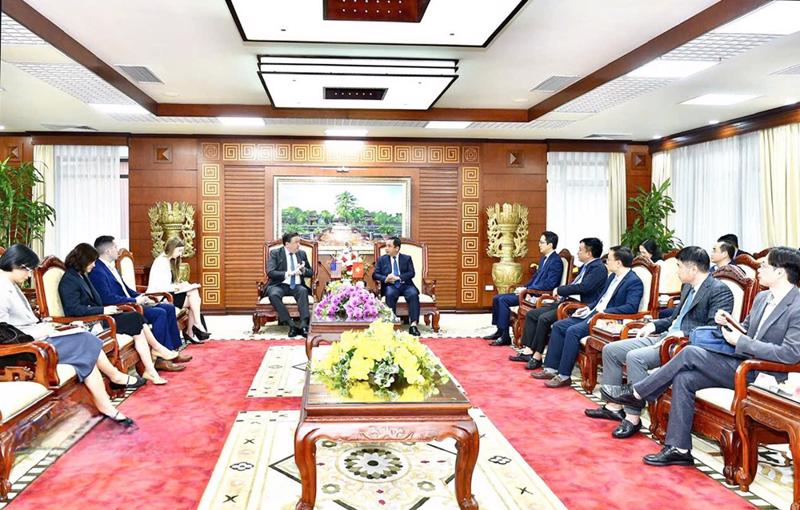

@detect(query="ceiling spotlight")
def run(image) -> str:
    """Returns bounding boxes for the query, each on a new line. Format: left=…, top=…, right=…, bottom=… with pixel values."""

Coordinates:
left=0, top=125, right=5, bottom=130
left=708, top=120, right=719, bottom=125
left=652, top=134, right=661, bottom=139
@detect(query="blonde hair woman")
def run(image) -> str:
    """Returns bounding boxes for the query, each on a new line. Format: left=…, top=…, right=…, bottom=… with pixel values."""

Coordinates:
left=146, top=238, right=210, bottom=343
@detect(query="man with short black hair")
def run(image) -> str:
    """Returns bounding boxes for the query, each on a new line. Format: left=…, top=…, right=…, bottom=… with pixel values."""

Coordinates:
left=585, top=246, right=734, bottom=439
left=717, top=234, right=748, bottom=259
left=373, top=237, right=422, bottom=336
left=602, top=247, right=800, bottom=466
left=484, top=230, right=563, bottom=346
left=710, top=241, right=743, bottom=275
left=263, top=232, right=313, bottom=337
left=532, top=246, right=643, bottom=388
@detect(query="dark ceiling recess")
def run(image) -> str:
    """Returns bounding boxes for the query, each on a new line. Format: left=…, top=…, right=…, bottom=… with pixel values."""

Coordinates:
left=323, top=0, right=431, bottom=23
left=324, top=87, right=388, bottom=101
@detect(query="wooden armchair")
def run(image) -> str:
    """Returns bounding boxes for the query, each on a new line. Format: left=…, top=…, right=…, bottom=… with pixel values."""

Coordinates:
left=511, top=249, right=573, bottom=345
left=578, top=256, right=661, bottom=392
left=734, top=253, right=762, bottom=288
left=33, top=256, right=140, bottom=375
left=372, top=239, right=440, bottom=332
left=116, top=248, right=189, bottom=331
left=648, top=265, right=759, bottom=483
left=252, top=239, right=320, bottom=333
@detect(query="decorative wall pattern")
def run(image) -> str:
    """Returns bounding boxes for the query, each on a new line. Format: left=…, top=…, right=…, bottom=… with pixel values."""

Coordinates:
left=460, top=146, right=481, bottom=305
left=200, top=162, right=222, bottom=305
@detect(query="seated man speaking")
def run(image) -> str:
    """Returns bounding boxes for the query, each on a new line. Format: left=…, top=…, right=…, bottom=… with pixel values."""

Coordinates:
left=373, top=237, right=421, bottom=336
left=262, top=232, right=314, bottom=338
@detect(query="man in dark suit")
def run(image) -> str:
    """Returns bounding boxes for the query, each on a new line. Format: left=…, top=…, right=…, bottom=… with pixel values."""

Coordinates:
left=586, top=246, right=734, bottom=439
left=510, top=237, right=607, bottom=370
left=373, top=237, right=421, bottom=336
left=90, top=235, right=184, bottom=351
left=532, top=246, right=644, bottom=388
left=262, top=232, right=314, bottom=338
left=710, top=240, right=745, bottom=275
left=485, top=231, right=564, bottom=346
left=718, top=233, right=749, bottom=259
left=602, top=247, right=800, bottom=466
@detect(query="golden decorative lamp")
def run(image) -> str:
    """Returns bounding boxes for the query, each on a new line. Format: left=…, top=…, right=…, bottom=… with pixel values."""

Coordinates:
left=148, top=202, right=196, bottom=281
left=486, top=203, right=529, bottom=294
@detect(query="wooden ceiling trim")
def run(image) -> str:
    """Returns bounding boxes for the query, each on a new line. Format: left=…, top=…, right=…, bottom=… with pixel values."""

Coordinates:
left=527, top=0, right=772, bottom=121
left=650, top=102, right=800, bottom=152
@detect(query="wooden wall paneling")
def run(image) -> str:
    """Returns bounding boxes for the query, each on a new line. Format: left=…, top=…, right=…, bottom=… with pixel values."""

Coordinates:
left=418, top=167, right=459, bottom=309
left=624, top=144, right=652, bottom=228
left=0, top=136, right=34, bottom=164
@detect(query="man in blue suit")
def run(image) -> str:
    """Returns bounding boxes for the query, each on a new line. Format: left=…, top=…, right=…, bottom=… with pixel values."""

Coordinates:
left=373, top=237, right=421, bottom=336
left=89, top=236, right=183, bottom=351
left=532, top=245, right=644, bottom=388
left=485, top=231, right=564, bottom=346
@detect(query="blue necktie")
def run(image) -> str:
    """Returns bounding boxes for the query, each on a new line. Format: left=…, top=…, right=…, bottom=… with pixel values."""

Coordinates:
left=670, top=287, right=695, bottom=333
left=289, top=253, right=297, bottom=289
left=392, top=257, right=401, bottom=288
left=572, top=264, right=586, bottom=285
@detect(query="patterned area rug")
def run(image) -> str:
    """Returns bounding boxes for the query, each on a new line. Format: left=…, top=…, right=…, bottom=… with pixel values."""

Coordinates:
left=197, top=409, right=566, bottom=510
left=246, top=345, right=309, bottom=398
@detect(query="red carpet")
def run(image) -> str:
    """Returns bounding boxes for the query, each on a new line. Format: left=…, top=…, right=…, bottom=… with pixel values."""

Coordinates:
left=7, top=338, right=756, bottom=510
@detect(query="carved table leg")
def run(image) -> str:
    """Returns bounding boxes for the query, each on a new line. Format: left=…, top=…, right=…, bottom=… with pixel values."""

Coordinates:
left=294, top=423, right=320, bottom=510
left=454, top=420, right=480, bottom=510
left=735, top=406, right=756, bottom=491
left=0, top=430, right=14, bottom=501
left=432, top=311, right=441, bottom=333
left=789, top=427, right=800, bottom=510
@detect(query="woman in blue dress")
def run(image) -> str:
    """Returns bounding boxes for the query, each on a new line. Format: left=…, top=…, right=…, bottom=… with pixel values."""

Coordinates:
left=0, top=245, right=141, bottom=427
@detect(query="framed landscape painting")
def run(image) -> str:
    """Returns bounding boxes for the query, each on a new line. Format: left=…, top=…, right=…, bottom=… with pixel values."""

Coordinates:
left=274, top=176, right=411, bottom=253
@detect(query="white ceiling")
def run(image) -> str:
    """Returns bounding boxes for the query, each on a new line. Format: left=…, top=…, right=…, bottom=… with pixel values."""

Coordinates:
left=0, top=0, right=799, bottom=140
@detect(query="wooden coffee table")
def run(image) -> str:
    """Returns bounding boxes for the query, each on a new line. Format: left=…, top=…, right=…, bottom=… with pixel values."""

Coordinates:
left=305, top=313, right=401, bottom=358
left=294, top=346, right=480, bottom=510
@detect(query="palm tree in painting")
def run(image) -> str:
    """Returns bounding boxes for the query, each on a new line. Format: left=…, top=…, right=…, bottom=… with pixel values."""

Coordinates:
left=335, top=191, right=357, bottom=222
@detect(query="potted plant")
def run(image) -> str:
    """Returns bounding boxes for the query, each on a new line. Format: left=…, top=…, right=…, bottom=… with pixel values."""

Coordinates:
left=621, top=179, right=681, bottom=253
left=0, top=158, right=56, bottom=248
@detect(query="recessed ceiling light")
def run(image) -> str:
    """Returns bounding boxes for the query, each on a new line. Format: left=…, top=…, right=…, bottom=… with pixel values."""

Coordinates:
left=425, top=121, right=471, bottom=129
left=217, top=117, right=264, bottom=127
left=627, top=59, right=717, bottom=78
left=682, top=93, right=759, bottom=106
left=325, top=128, right=368, bottom=137
left=652, top=134, right=661, bottom=139
left=708, top=120, right=719, bottom=125
left=90, top=103, right=149, bottom=115
left=714, top=1, right=800, bottom=35
left=512, top=98, right=528, bottom=103
left=164, top=92, right=180, bottom=97
left=0, top=125, right=5, bottom=131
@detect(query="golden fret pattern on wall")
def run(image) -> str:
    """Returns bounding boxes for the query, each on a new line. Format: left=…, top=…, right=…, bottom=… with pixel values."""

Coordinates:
left=200, top=162, right=222, bottom=305
left=460, top=145, right=481, bottom=305
left=217, top=143, right=461, bottom=164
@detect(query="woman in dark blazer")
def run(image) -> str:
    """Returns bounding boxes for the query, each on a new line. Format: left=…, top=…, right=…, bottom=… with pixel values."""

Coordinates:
left=58, top=243, right=169, bottom=385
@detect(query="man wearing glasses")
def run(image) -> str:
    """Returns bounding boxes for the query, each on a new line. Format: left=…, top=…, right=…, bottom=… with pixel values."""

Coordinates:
left=484, top=231, right=563, bottom=346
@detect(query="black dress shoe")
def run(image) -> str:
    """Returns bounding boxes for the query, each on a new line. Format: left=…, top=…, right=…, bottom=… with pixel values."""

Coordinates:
left=288, top=326, right=302, bottom=338
left=600, top=384, right=645, bottom=409
left=483, top=330, right=502, bottom=340
left=584, top=406, right=625, bottom=421
left=643, top=446, right=694, bottom=466
left=301, top=327, right=309, bottom=338
left=110, top=375, right=146, bottom=390
left=409, top=325, right=421, bottom=337
left=509, top=353, right=532, bottom=362
left=183, top=330, right=205, bottom=344
left=612, top=419, right=642, bottom=439
left=525, top=358, right=543, bottom=370
left=102, top=410, right=136, bottom=428
left=193, top=325, right=211, bottom=340
left=489, top=337, right=511, bottom=346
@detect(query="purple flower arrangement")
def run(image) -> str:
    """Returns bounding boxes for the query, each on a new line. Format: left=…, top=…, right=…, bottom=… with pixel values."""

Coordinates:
left=315, top=282, right=392, bottom=322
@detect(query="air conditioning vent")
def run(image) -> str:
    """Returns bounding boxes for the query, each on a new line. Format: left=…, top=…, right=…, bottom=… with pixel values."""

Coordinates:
left=324, top=87, right=387, bottom=101
left=531, top=75, right=580, bottom=92
left=40, top=123, right=98, bottom=131
left=117, top=65, right=163, bottom=83
left=771, top=64, right=800, bottom=75
left=583, top=133, right=632, bottom=140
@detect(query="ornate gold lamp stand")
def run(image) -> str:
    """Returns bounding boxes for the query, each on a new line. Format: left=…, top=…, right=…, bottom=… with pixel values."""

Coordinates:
left=486, top=203, right=529, bottom=294
left=149, top=201, right=196, bottom=281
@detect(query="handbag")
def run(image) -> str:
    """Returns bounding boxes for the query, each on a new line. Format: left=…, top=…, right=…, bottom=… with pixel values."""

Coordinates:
left=688, top=325, right=745, bottom=358
left=0, top=322, right=35, bottom=345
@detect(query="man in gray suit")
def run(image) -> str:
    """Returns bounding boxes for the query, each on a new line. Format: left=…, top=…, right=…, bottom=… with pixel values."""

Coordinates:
left=261, top=232, right=314, bottom=337
left=585, top=246, right=734, bottom=439
left=602, top=247, right=800, bottom=466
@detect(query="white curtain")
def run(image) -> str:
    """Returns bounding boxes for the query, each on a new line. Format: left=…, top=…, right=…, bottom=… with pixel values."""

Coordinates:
left=651, top=151, right=672, bottom=189
left=547, top=152, right=611, bottom=255
left=32, top=145, right=56, bottom=257
left=759, top=123, right=800, bottom=247
left=53, top=146, right=121, bottom=258
left=670, top=132, right=762, bottom=251
left=608, top=153, right=627, bottom=245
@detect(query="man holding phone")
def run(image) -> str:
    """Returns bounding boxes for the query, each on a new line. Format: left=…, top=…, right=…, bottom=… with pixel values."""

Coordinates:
left=263, top=232, right=314, bottom=337
left=601, top=247, right=800, bottom=467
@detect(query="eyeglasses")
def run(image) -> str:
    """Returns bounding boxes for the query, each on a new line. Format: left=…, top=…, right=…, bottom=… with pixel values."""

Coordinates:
left=538, top=240, right=547, bottom=245
left=19, top=265, right=34, bottom=275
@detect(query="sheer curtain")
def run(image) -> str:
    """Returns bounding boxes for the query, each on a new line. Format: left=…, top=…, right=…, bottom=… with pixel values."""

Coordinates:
left=608, top=153, right=627, bottom=245
left=53, top=146, right=121, bottom=258
left=670, top=132, right=762, bottom=251
left=759, top=123, right=800, bottom=247
left=32, top=145, right=56, bottom=257
left=546, top=151, right=611, bottom=254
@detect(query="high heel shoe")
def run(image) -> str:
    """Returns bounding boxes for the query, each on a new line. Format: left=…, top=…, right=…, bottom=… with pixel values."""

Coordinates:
left=142, top=372, right=168, bottom=385
left=193, top=325, right=211, bottom=340
left=102, top=410, right=136, bottom=428
left=109, top=374, right=146, bottom=390
left=183, top=330, right=205, bottom=344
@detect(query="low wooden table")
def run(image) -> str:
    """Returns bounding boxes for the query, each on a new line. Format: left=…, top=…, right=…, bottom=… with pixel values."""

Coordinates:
left=306, top=312, right=401, bottom=358
left=294, top=347, right=480, bottom=510
left=735, top=386, right=796, bottom=509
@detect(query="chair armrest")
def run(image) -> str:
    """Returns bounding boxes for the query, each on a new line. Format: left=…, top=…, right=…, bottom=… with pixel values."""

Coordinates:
left=0, top=340, right=59, bottom=387
left=422, top=278, right=436, bottom=300
left=143, top=291, right=173, bottom=304
left=557, top=301, right=587, bottom=320
left=659, top=336, right=689, bottom=365
left=733, top=359, right=800, bottom=410
left=533, top=294, right=557, bottom=307
left=118, top=303, right=143, bottom=314
left=51, top=314, right=119, bottom=339
left=620, top=321, right=647, bottom=340
left=665, top=295, right=682, bottom=309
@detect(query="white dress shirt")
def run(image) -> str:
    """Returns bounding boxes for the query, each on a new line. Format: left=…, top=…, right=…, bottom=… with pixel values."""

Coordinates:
left=146, top=254, right=175, bottom=293
left=101, top=258, right=131, bottom=297
left=591, top=269, right=630, bottom=314
left=282, top=248, right=300, bottom=285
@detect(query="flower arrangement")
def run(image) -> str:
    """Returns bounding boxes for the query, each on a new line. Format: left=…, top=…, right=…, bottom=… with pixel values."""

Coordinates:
left=316, top=281, right=394, bottom=322
left=314, top=321, right=449, bottom=400
left=336, top=249, right=368, bottom=280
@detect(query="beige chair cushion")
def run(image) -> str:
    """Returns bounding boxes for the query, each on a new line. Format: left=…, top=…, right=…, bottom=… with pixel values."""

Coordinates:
left=117, top=334, right=134, bottom=348
left=719, top=279, right=746, bottom=321
left=560, top=256, right=570, bottom=285
left=580, top=336, right=588, bottom=346
left=118, top=256, right=137, bottom=289
left=381, top=294, right=435, bottom=305
left=631, top=266, right=654, bottom=312
left=510, top=305, right=519, bottom=314
left=399, top=244, right=425, bottom=292
left=0, top=381, right=51, bottom=424
left=259, top=295, right=317, bottom=305
left=740, top=265, right=757, bottom=280
left=56, top=364, right=77, bottom=387
left=696, top=387, right=735, bottom=411
left=659, top=258, right=682, bottom=294
left=42, top=267, right=66, bottom=317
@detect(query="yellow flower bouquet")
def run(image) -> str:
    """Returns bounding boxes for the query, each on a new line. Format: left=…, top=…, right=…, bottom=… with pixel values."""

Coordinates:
left=313, top=320, right=449, bottom=400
